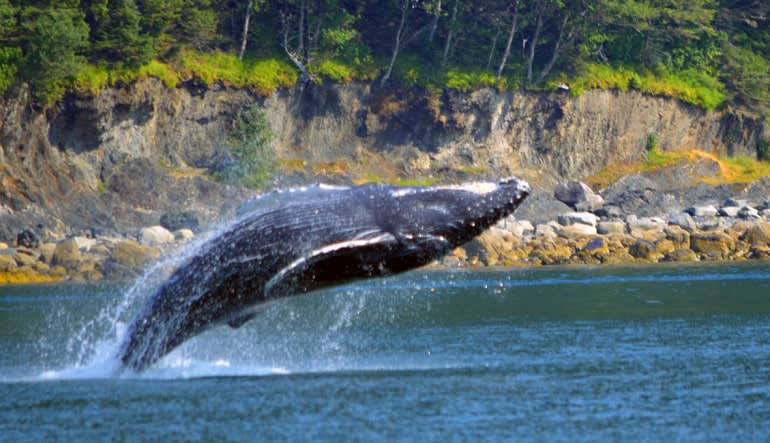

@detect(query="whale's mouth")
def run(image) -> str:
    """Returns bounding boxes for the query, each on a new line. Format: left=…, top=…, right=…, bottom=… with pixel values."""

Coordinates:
left=498, top=176, right=531, bottom=195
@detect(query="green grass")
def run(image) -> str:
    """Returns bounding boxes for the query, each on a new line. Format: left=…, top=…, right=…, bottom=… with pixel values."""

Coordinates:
left=563, top=63, right=726, bottom=111
left=175, top=49, right=297, bottom=94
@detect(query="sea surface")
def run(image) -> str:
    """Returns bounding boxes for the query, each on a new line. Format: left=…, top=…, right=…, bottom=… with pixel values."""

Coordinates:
left=2, top=262, right=770, bottom=442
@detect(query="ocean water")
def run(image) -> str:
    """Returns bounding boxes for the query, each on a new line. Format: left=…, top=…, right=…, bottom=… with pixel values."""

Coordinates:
left=1, top=263, right=770, bottom=442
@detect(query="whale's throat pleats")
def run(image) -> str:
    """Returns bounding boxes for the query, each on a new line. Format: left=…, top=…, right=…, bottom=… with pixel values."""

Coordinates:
left=264, top=231, right=451, bottom=299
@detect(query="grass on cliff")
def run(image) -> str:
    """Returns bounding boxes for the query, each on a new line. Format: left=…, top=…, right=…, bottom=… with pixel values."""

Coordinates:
left=560, top=63, right=726, bottom=111
left=587, top=148, right=770, bottom=189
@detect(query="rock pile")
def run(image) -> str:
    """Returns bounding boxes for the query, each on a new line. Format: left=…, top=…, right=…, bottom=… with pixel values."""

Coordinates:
left=0, top=225, right=193, bottom=284
left=445, top=180, right=770, bottom=267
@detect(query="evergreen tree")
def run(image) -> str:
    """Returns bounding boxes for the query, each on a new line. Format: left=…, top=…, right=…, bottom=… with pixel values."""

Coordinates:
left=85, top=0, right=153, bottom=66
left=0, top=0, right=20, bottom=94
left=17, top=1, right=89, bottom=104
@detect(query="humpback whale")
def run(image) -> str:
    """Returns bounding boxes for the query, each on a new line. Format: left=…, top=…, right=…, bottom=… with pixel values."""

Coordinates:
left=118, top=177, right=530, bottom=371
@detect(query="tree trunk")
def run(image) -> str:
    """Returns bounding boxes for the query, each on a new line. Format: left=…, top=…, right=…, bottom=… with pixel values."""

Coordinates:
left=526, top=1, right=544, bottom=84
left=428, top=0, right=442, bottom=43
left=297, top=0, right=306, bottom=60
left=441, top=0, right=459, bottom=66
left=535, top=14, right=571, bottom=84
left=238, top=0, right=254, bottom=60
left=381, top=0, right=409, bottom=87
left=496, top=0, right=520, bottom=80
left=486, top=27, right=501, bottom=71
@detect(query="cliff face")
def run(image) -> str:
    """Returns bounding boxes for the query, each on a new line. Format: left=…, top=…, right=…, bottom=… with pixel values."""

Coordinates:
left=0, top=79, right=763, bottom=241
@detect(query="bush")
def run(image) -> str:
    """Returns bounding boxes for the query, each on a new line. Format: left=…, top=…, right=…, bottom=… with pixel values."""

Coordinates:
left=215, top=106, right=274, bottom=189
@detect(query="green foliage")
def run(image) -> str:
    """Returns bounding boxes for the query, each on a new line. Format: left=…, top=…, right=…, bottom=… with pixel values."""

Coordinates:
left=758, top=138, right=770, bottom=162
left=216, top=106, right=274, bottom=189
left=73, top=59, right=179, bottom=95
left=443, top=70, right=500, bottom=92
left=0, top=0, right=765, bottom=117
left=568, top=63, right=725, bottom=110
left=87, top=0, right=154, bottom=66
left=311, top=59, right=354, bottom=82
left=646, top=133, right=659, bottom=152
left=176, top=49, right=297, bottom=93
left=18, top=4, right=89, bottom=105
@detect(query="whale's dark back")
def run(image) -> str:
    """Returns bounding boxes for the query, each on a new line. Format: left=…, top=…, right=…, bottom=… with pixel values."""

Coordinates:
left=118, top=178, right=530, bottom=371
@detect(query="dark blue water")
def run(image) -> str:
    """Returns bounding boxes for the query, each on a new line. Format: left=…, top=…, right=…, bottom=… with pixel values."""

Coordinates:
left=2, top=263, right=770, bottom=442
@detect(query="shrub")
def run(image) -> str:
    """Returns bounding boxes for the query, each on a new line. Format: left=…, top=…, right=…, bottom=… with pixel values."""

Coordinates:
left=215, top=106, right=274, bottom=189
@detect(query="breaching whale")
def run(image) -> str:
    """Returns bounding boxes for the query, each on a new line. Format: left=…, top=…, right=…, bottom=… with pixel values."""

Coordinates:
left=117, top=177, right=530, bottom=371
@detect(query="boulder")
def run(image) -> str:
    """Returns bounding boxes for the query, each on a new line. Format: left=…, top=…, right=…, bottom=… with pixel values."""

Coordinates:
left=663, top=248, right=698, bottom=262
left=51, top=238, right=82, bottom=270
left=534, top=223, right=558, bottom=238
left=557, top=212, right=598, bottom=227
left=690, top=232, right=735, bottom=260
left=554, top=181, right=604, bottom=212
left=160, top=211, right=200, bottom=232
left=718, top=206, right=740, bottom=218
left=626, top=215, right=666, bottom=231
left=0, top=255, right=17, bottom=272
left=741, top=223, right=770, bottom=247
left=738, top=206, right=760, bottom=220
left=686, top=205, right=718, bottom=217
left=664, top=226, right=691, bottom=249
left=666, top=212, right=698, bottom=232
left=581, top=237, right=609, bottom=257
left=558, top=223, right=598, bottom=239
left=529, top=241, right=573, bottom=265
left=174, top=229, right=195, bottom=242
left=109, top=240, right=160, bottom=270
left=693, top=216, right=722, bottom=231
left=16, top=229, right=40, bottom=249
left=73, top=236, right=97, bottom=251
left=629, top=239, right=660, bottom=261
left=39, top=242, right=57, bottom=263
left=514, top=190, right=573, bottom=225
left=722, top=198, right=747, bottom=208
left=594, top=205, right=623, bottom=219
left=0, top=242, right=8, bottom=249
left=597, top=220, right=626, bottom=235
left=13, top=248, right=38, bottom=267
left=140, top=225, right=175, bottom=244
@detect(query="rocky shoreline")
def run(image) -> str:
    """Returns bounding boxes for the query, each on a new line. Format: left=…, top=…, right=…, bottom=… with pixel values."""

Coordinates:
left=1, top=175, right=770, bottom=285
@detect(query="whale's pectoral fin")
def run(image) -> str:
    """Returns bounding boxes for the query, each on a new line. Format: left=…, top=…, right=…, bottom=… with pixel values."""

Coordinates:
left=227, top=313, right=258, bottom=329
left=264, top=232, right=401, bottom=298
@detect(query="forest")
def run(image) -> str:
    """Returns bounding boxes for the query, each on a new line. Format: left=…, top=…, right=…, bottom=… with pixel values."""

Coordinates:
left=0, top=0, right=768, bottom=115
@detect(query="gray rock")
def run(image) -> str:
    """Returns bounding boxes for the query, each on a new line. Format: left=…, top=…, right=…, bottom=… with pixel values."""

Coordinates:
left=174, top=229, right=195, bottom=242
left=557, top=212, right=598, bottom=227
left=602, top=175, right=681, bottom=217
left=558, top=223, right=598, bottom=238
left=693, top=216, right=722, bottom=231
left=626, top=215, right=666, bottom=231
left=738, top=206, right=760, bottom=220
left=594, top=205, right=624, bottom=219
left=534, top=223, right=558, bottom=238
left=686, top=205, right=718, bottom=217
left=140, top=225, right=175, bottom=244
left=16, top=229, right=40, bottom=249
left=554, top=181, right=604, bottom=211
left=160, top=211, right=200, bottom=232
left=667, top=213, right=698, bottom=232
left=597, top=220, right=626, bottom=235
left=718, top=206, right=740, bottom=217
left=722, top=198, right=747, bottom=208
left=514, top=190, right=573, bottom=225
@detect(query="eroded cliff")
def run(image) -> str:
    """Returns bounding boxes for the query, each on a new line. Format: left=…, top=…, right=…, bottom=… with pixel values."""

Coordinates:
left=0, top=79, right=763, bottom=241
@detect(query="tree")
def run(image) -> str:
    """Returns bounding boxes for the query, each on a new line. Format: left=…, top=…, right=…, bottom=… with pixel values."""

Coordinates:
left=86, top=0, right=153, bottom=65
left=17, top=2, right=89, bottom=104
left=237, top=0, right=267, bottom=60
left=0, top=0, right=20, bottom=94
left=496, top=0, right=520, bottom=79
